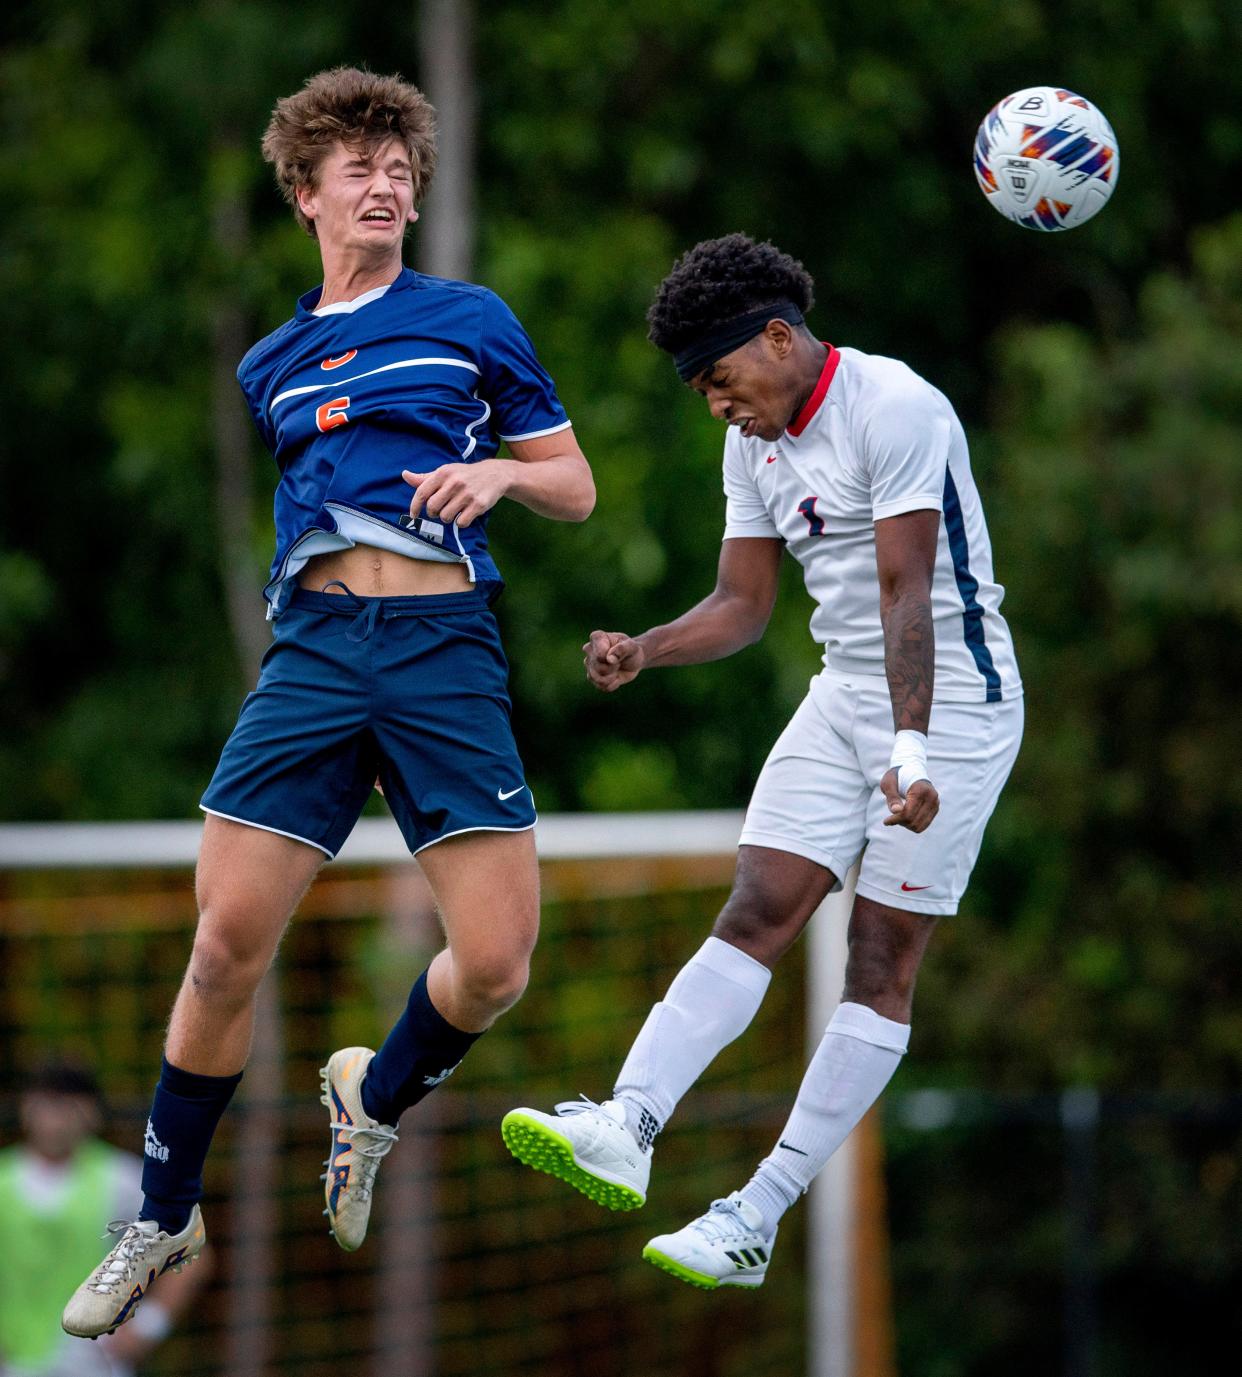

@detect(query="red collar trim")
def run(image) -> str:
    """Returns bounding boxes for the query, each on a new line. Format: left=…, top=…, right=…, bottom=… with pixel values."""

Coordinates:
left=786, top=344, right=840, bottom=437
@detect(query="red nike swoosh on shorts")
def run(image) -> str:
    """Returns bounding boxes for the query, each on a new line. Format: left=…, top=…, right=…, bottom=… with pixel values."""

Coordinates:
left=901, top=883, right=933, bottom=892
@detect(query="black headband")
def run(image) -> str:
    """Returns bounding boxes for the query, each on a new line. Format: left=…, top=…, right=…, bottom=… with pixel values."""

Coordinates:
left=673, top=302, right=805, bottom=381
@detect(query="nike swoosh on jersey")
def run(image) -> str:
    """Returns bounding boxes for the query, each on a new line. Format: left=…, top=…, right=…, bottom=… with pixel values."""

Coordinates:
left=321, top=350, right=358, bottom=370
left=901, top=882, right=933, bottom=892
left=497, top=785, right=527, bottom=801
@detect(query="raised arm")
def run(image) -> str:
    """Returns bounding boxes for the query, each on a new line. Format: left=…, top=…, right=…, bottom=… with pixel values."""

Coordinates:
left=584, top=536, right=783, bottom=692
left=875, top=508, right=940, bottom=831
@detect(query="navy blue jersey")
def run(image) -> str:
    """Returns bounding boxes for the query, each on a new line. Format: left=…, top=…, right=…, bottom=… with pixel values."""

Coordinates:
left=237, top=267, right=571, bottom=616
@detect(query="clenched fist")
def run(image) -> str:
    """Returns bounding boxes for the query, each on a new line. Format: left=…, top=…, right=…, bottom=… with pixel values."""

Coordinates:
left=583, top=630, right=645, bottom=692
left=879, top=769, right=939, bottom=832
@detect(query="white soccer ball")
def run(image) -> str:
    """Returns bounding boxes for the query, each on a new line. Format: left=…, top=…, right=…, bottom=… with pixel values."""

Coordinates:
left=973, top=86, right=1119, bottom=231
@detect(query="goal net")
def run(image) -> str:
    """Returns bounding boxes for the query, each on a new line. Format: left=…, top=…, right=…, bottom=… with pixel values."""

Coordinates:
left=0, top=816, right=875, bottom=1377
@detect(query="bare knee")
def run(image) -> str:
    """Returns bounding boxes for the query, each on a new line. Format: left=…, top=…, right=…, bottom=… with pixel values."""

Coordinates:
left=187, top=908, right=279, bottom=1007
left=841, top=897, right=938, bottom=1020
left=455, top=953, right=530, bottom=1018
left=713, top=885, right=789, bottom=955
left=712, top=853, right=833, bottom=967
left=843, top=945, right=917, bottom=1016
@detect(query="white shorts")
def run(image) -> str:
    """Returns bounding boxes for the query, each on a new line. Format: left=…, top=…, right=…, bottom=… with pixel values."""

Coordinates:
left=739, top=670, right=1023, bottom=916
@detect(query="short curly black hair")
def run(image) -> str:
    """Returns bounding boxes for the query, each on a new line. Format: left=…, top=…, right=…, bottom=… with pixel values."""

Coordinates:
left=647, top=233, right=815, bottom=354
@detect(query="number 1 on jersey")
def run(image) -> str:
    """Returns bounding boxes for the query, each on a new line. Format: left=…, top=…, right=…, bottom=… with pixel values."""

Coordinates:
left=798, top=496, right=825, bottom=537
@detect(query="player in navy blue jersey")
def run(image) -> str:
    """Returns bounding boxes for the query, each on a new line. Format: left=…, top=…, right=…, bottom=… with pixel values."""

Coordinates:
left=63, top=66, right=594, bottom=1340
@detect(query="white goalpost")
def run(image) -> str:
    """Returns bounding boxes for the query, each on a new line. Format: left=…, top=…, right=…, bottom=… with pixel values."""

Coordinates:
left=0, top=813, right=867, bottom=1377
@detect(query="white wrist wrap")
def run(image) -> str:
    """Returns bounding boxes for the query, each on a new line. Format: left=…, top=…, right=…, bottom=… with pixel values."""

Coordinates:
left=889, top=730, right=930, bottom=795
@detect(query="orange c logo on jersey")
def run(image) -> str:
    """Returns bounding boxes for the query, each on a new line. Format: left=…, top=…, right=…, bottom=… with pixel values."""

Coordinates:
left=321, top=350, right=357, bottom=370
left=316, top=396, right=351, bottom=432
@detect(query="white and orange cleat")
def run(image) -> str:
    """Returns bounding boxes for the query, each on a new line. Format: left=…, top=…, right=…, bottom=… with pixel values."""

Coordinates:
left=62, top=1206, right=206, bottom=1338
left=319, top=1047, right=398, bottom=1252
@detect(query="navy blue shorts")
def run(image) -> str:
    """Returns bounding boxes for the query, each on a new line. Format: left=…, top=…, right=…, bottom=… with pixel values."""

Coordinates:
left=200, top=587, right=536, bottom=858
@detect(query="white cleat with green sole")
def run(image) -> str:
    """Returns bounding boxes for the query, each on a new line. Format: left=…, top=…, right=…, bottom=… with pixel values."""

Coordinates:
left=501, top=1097, right=650, bottom=1211
left=643, top=1193, right=775, bottom=1290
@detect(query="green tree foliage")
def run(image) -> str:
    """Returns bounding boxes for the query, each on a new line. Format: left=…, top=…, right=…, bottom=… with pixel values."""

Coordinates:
left=1, top=2, right=1240, bottom=1069
left=923, top=217, right=1242, bottom=1088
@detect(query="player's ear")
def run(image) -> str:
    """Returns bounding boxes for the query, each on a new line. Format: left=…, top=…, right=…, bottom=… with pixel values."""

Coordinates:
left=764, top=319, right=794, bottom=359
left=408, top=208, right=420, bottom=225
left=296, top=181, right=318, bottom=224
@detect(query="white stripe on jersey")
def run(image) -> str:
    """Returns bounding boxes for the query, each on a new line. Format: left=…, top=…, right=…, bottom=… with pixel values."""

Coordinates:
left=722, top=345, right=1021, bottom=704
left=497, top=419, right=575, bottom=442
left=270, top=356, right=481, bottom=411
left=462, top=391, right=492, bottom=459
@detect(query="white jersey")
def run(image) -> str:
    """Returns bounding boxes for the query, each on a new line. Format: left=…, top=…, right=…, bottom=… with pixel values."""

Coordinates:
left=722, top=345, right=1021, bottom=703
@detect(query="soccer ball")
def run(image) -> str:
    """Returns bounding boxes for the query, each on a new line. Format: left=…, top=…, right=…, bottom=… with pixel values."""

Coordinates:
left=973, top=87, right=1118, bottom=231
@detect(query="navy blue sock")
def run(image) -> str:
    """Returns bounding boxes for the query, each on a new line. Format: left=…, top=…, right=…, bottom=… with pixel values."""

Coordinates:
left=138, top=1057, right=243, bottom=1234
left=361, top=970, right=482, bottom=1125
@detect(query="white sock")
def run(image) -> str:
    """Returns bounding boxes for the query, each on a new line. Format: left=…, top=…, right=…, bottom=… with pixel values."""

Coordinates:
left=613, top=936, right=772, bottom=1140
left=739, top=1001, right=910, bottom=1233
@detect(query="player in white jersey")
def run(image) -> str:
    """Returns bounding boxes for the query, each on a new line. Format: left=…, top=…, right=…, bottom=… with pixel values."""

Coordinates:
left=503, top=233, right=1023, bottom=1289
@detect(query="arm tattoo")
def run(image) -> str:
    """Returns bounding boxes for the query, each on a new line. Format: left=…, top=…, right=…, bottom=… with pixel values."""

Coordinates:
left=882, top=590, right=934, bottom=734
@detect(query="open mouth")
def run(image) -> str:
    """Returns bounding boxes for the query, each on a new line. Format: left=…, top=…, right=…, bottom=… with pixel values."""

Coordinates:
left=734, top=418, right=758, bottom=439
left=360, top=209, right=395, bottom=225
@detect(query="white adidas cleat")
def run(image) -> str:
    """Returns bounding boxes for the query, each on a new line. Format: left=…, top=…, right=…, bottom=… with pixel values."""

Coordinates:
left=501, top=1096, right=650, bottom=1210
left=320, top=1046, right=398, bottom=1252
left=62, top=1205, right=206, bottom=1338
left=643, top=1192, right=775, bottom=1290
